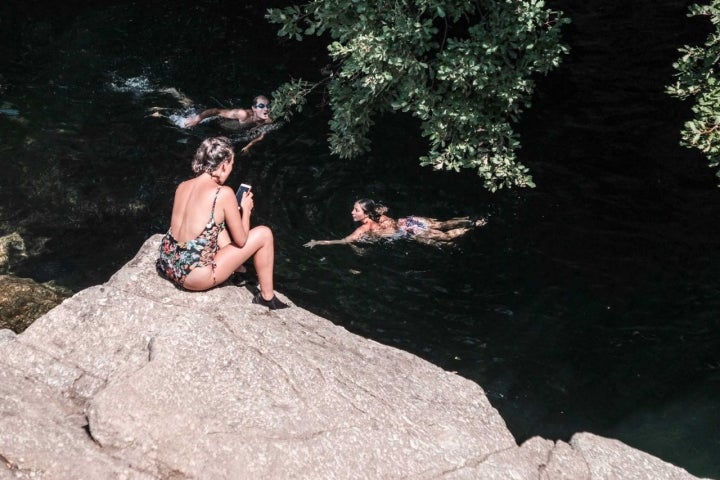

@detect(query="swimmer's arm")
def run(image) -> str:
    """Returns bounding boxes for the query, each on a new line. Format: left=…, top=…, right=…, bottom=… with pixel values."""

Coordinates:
left=303, top=238, right=350, bottom=248
left=184, top=108, right=220, bottom=127
left=184, top=108, right=246, bottom=127
left=240, top=133, right=266, bottom=154
left=304, top=226, right=369, bottom=248
left=216, top=108, right=248, bottom=121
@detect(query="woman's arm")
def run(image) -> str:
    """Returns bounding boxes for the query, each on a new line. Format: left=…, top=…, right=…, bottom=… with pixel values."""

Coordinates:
left=303, top=224, right=371, bottom=248
left=221, top=187, right=252, bottom=247
left=303, top=238, right=349, bottom=248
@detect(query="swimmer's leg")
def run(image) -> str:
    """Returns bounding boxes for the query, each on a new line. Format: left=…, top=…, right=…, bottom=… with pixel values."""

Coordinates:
left=425, top=216, right=470, bottom=230
left=421, top=227, right=472, bottom=242
left=157, top=87, right=194, bottom=107
left=145, top=110, right=170, bottom=118
left=471, top=216, right=488, bottom=227
left=428, top=216, right=487, bottom=230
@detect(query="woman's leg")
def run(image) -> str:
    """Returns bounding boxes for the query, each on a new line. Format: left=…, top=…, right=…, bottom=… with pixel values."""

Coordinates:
left=249, top=226, right=275, bottom=300
left=421, top=227, right=472, bottom=241
left=183, top=226, right=275, bottom=295
left=421, top=216, right=486, bottom=230
left=422, top=216, right=474, bottom=230
left=218, top=229, right=247, bottom=273
left=215, top=226, right=275, bottom=298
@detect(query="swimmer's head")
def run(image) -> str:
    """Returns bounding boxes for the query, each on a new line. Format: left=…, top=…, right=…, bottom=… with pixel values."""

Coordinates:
left=251, top=95, right=270, bottom=121
left=192, top=137, right=234, bottom=175
left=354, top=198, right=387, bottom=222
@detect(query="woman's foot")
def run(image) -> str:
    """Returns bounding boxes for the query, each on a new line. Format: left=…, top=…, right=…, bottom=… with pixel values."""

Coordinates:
left=252, top=292, right=290, bottom=310
left=468, top=215, right=488, bottom=228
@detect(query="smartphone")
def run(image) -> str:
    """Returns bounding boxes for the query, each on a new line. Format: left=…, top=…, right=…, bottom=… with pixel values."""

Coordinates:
left=236, top=183, right=252, bottom=203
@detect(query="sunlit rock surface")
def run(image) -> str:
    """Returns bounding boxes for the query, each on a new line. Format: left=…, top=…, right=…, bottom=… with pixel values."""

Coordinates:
left=0, top=235, right=709, bottom=479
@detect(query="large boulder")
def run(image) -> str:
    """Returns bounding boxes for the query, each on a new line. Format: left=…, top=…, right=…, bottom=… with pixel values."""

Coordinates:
left=0, top=235, right=710, bottom=479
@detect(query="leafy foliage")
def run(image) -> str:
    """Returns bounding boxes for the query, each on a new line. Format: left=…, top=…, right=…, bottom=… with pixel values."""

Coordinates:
left=667, top=1, right=720, bottom=185
left=267, top=0, right=569, bottom=191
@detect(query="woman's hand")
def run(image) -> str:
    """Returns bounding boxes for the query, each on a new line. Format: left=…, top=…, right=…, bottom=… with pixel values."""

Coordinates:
left=303, top=240, right=318, bottom=248
left=239, top=191, right=254, bottom=214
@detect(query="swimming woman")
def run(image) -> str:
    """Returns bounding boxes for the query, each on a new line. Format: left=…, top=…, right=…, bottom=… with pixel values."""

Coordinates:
left=303, top=198, right=487, bottom=248
left=156, top=137, right=288, bottom=309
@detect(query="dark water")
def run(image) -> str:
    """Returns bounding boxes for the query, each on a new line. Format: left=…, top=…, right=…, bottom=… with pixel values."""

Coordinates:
left=1, top=1, right=719, bottom=477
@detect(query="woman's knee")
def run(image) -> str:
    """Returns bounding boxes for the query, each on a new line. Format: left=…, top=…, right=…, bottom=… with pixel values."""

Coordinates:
left=250, top=225, right=273, bottom=242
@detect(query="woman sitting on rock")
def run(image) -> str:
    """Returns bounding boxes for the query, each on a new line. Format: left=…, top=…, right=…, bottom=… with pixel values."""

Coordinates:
left=156, top=136, right=288, bottom=309
left=303, top=198, right=487, bottom=248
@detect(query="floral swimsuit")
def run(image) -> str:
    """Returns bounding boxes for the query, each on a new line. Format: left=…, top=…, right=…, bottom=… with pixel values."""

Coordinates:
left=395, top=216, right=428, bottom=238
left=156, top=187, right=225, bottom=288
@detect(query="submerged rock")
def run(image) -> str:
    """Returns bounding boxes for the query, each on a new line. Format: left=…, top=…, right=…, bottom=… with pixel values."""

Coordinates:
left=0, top=235, right=709, bottom=479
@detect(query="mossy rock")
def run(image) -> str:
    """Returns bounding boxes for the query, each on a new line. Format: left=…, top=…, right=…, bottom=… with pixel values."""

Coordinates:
left=0, top=275, right=72, bottom=333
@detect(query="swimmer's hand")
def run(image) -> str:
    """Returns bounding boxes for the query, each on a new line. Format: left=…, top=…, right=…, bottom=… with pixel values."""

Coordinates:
left=304, top=240, right=319, bottom=248
left=184, top=115, right=200, bottom=128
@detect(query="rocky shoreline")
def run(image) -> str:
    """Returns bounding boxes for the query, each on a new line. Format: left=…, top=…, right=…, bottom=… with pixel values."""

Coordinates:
left=0, top=235, right=710, bottom=479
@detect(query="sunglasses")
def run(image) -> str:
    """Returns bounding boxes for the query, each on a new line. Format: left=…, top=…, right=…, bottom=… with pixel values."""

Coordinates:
left=253, top=103, right=269, bottom=109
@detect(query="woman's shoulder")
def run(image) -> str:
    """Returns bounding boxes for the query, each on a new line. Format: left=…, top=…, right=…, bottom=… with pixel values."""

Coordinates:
left=177, top=178, right=229, bottom=197
left=365, top=219, right=388, bottom=234
left=178, top=177, right=195, bottom=188
left=213, top=185, right=239, bottom=211
left=175, top=178, right=195, bottom=196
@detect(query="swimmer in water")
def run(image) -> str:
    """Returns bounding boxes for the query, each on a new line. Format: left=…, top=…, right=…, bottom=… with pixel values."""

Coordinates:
left=183, top=95, right=272, bottom=153
left=303, top=198, right=487, bottom=248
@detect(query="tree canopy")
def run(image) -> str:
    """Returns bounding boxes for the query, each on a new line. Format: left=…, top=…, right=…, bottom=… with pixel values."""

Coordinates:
left=667, top=1, right=720, bottom=186
left=267, top=0, right=569, bottom=191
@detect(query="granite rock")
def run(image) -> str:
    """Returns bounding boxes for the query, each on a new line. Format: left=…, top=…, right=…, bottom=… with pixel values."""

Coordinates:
left=0, top=235, right=709, bottom=479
